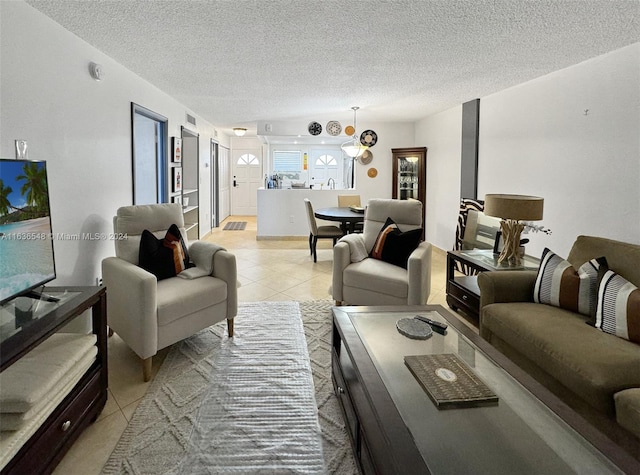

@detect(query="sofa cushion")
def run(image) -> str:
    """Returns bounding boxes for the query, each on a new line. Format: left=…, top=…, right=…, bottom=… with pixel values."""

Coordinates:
left=596, top=270, right=640, bottom=344
left=157, top=275, right=228, bottom=326
left=614, top=388, right=640, bottom=438
left=370, top=217, right=422, bottom=269
left=482, top=301, right=640, bottom=414
left=343, top=258, right=409, bottom=299
left=533, top=248, right=605, bottom=318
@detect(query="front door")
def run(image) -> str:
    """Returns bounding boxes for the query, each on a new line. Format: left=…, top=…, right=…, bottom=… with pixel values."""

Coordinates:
left=231, top=149, right=262, bottom=215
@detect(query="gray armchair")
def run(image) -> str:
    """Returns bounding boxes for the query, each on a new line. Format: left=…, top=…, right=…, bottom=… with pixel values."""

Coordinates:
left=102, top=203, right=237, bottom=381
left=332, top=199, right=432, bottom=306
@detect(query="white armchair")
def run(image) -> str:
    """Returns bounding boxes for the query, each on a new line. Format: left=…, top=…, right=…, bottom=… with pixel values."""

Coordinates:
left=332, top=199, right=432, bottom=306
left=102, top=203, right=237, bottom=381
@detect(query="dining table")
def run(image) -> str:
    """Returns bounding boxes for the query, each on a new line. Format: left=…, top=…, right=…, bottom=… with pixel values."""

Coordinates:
left=314, top=207, right=365, bottom=234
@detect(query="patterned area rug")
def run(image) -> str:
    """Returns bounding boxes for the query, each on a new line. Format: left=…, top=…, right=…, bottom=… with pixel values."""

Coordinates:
left=299, top=300, right=358, bottom=474
left=222, top=221, right=247, bottom=230
left=101, top=300, right=357, bottom=474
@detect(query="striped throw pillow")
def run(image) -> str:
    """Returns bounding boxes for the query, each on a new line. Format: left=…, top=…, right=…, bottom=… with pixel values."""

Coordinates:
left=596, top=271, right=640, bottom=343
left=533, top=248, right=605, bottom=318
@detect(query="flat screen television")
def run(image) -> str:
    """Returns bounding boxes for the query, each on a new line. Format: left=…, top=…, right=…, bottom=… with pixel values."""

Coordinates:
left=0, top=159, right=56, bottom=304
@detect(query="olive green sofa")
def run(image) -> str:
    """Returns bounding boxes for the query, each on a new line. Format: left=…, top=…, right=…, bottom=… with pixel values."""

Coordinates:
left=478, top=235, right=640, bottom=441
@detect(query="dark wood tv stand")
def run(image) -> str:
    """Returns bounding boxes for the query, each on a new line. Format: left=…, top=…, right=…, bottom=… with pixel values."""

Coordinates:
left=0, top=286, right=107, bottom=475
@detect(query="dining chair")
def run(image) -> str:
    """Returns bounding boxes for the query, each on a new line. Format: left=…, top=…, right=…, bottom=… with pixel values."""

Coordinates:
left=337, top=195, right=361, bottom=207
left=304, top=198, right=344, bottom=262
left=337, top=195, right=364, bottom=232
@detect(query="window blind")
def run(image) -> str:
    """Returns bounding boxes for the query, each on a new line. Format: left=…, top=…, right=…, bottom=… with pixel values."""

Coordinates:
left=273, top=150, right=302, bottom=172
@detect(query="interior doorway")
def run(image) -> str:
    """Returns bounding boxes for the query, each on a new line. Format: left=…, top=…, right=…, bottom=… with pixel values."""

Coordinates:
left=211, top=140, right=220, bottom=228
left=131, top=103, right=167, bottom=204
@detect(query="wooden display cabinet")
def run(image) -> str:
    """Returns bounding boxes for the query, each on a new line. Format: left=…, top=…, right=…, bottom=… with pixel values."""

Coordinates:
left=392, top=147, right=427, bottom=228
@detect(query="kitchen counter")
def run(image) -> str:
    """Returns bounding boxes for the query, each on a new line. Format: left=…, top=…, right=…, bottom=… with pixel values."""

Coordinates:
left=257, top=188, right=361, bottom=239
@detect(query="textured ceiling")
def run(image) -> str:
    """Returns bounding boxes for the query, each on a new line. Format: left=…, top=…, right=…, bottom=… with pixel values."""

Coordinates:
left=25, top=0, right=640, bottom=131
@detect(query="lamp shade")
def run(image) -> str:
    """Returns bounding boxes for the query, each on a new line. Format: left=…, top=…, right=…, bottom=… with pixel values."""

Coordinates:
left=484, top=194, right=544, bottom=221
left=341, top=141, right=368, bottom=158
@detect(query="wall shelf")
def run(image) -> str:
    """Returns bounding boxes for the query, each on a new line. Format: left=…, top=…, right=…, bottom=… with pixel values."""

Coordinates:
left=179, top=128, right=200, bottom=240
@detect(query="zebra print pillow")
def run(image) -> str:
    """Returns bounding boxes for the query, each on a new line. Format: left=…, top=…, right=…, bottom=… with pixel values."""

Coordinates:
left=533, top=248, right=606, bottom=318
left=595, top=270, right=640, bottom=344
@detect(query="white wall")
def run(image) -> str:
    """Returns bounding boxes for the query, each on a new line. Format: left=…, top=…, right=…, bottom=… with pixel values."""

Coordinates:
left=0, top=2, right=229, bottom=286
left=479, top=43, right=640, bottom=257
left=415, top=106, right=463, bottom=252
left=416, top=43, right=640, bottom=258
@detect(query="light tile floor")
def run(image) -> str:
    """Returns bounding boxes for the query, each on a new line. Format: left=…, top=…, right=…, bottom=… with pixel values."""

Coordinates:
left=52, top=216, right=469, bottom=475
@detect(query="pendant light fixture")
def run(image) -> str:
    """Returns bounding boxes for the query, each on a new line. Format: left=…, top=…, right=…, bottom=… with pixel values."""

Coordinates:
left=341, top=106, right=368, bottom=160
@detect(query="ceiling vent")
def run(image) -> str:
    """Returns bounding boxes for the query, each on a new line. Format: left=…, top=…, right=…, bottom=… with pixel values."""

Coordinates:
left=186, top=113, right=196, bottom=127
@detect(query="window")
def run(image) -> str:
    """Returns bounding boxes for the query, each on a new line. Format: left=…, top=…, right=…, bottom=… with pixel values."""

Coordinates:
left=310, top=149, right=339, bottom=182
left=273, top=150, right=301, bottom=172
left=315, top=154, right=337, bottom=167
left=237, top=153, right=259, bottom=165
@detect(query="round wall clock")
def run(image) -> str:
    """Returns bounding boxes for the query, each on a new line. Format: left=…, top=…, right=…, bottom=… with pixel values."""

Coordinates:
left=367, top=167, right=378, bottom=178
left=360, top=130, right=378, bottom=146
left=308, top=121, right=322, bottom=136
left=326, top=120, right=342, bottom=136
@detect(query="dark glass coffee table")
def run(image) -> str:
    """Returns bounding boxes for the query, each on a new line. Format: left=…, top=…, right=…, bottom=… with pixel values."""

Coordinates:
left=331, top=305, right=638, bottom=474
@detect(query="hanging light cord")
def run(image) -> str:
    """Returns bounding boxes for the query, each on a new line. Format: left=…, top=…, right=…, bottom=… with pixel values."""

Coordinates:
left=351, top=106, right=359, bottom=138
left=341, top=106, right=368, bottom=160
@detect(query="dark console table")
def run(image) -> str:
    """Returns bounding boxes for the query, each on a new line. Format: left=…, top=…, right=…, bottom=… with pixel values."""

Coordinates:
left=331, top=305, right=639, bottom=474
left=446, top=249, right=539, bottom=321
left=0, top=287, right=107, bottom=475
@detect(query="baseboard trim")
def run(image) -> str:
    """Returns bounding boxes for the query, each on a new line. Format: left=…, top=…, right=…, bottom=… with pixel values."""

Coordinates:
left=256, top=235, right=307, bottom=241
